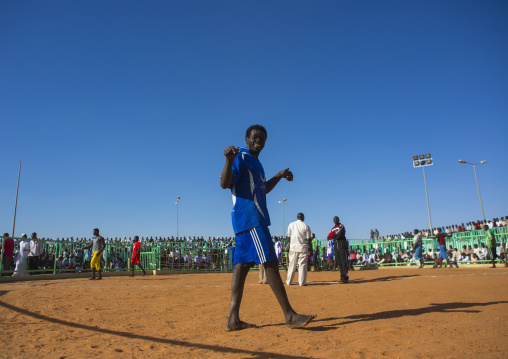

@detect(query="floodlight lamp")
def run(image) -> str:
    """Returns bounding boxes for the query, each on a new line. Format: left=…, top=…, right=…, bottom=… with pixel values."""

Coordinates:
left=419, top=155, right=424, bottom=160
left=420, top=160, right=426, bottom=166
left=177, top=196, right=181, bottom=201
left=458, top=160, right=466, bottom=164
left=480, top=160, right=488, bottom=164
left=425, top=153, right=431, bottom=158
left=413, top=161, right=420, bottom=167
left=426, top=159, right=433, bottom=165
left=413, top=155, right=418, bottom=161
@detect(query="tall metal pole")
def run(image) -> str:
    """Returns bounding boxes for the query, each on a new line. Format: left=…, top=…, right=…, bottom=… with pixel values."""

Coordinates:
left=176, top=196, right=180, bottom=238
left=422, top=166, right=433, bottom=234
left=281, top=201, right=285, bottom=238
left=472, top=164, right=486, bottom=222
left=12, top=161, right=22, bottom=238
left=279, top=198, right=287, bottom=238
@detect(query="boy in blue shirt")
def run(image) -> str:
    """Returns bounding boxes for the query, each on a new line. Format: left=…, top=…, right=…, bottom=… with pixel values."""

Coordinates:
left=220, top=124, right=316, bottom=331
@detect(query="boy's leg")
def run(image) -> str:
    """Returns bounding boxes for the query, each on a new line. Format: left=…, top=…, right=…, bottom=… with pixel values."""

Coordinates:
left=264, top=259, right=316, bottom=327
left=226, top=263, right=255, bottom=331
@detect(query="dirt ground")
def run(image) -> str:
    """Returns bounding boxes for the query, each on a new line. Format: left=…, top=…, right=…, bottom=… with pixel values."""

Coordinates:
left=1, top=267, right=507, bottom=359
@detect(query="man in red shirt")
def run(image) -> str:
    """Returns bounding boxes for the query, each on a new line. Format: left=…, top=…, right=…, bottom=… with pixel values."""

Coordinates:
left=432, top=228, right=452, bottom=268
left=1, top=233, right=14, bottom=276
left=130, top=236, right=146, bottom=276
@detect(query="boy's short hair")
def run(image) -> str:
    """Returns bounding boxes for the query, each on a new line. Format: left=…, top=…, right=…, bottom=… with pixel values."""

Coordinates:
left=246, top=124, right=268, bottom=139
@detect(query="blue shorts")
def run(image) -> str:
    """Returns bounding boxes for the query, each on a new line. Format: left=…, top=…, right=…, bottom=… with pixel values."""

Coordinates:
left=233, top=226, right=277, bottom=265
left=415, top=245, right=423, bottom=260
left=438, top=245, right=447, bottom=259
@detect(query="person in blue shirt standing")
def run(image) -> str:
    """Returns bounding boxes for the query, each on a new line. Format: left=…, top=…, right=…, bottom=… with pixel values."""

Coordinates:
left=220, top=124, right=316, bottom=331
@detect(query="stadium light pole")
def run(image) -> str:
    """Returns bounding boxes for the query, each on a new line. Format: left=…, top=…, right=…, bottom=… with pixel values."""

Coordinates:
left=12, top=161, right=22, bottom=238
left=175, top=196, right=181, bottom=238
left=458, top=160, right=487, bottom=222
left=412, top=154, right=433, bottom=235
left=278, top=198, right=287, bottom=238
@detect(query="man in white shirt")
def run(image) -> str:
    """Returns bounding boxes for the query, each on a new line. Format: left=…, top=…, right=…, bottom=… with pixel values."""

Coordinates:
left=286, top=213, right=312, bottom=286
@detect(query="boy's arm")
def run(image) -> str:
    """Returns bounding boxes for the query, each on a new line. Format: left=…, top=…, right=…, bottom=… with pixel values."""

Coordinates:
left=266, top=168, right=293, bottom=194
left=220, top=146, right=238, bottom=189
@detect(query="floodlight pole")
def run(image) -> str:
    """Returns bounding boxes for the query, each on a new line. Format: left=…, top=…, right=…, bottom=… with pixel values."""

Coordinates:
left=278, top=198, right=287, bottom=238
left=459, top=160, right=487, bottom=222
left=175, top=196, right=181, bottom=238
left=472, top=164, right=486, bottom=222
left=421, top=165, right=433, bottom=234
left=12, top=161, right=22, bottom=238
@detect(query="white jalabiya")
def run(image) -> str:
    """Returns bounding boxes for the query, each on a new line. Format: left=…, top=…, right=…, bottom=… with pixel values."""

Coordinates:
left=13, top=240, right=30, bottom=276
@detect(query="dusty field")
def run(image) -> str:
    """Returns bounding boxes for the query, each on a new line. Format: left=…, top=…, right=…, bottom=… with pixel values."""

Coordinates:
left=0, top=267, right=507, bottom=359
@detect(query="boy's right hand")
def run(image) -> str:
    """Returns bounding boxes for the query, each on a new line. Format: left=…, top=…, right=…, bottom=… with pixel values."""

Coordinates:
left=224, top=146, right=239, bottom=160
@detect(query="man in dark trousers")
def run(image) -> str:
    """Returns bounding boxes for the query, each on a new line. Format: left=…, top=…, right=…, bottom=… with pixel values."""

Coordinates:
left=327, top=216, right=349, bottom=283
left=220, top=124, right=316, bottom=331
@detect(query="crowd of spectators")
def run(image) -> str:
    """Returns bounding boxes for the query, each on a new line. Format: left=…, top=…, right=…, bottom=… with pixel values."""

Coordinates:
left=2, top=218, right=506, bottom=276
left=370, top=217, right=507, bottom=241
left=350, top=241, right=506, bottom=268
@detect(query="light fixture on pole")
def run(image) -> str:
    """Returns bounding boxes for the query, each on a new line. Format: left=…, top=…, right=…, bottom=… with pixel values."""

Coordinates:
left=412, top=154, right=433, bottom=235
left=175, top=196, right=181, bottom=238
left=458, top=159, right=487, bottom=222
left=278, top=198, right=287, bottom=238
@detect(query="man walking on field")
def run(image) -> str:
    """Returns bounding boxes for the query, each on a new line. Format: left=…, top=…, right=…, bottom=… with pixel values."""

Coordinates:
left=286, top=213, right=312, bottom=286
left=220, top=124, right=316, bottom=331
left=484, top=224, right=497, bottom=268
left=83, top=228, right=105, bottom=280
left=130, top=236, right=146, bottom=276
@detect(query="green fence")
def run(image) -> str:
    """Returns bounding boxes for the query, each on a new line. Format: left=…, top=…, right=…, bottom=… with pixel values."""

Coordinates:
left=1, top=227, right=506, bottom=276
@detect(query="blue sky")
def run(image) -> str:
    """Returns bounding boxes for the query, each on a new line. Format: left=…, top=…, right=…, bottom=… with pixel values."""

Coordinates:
left=1, top=1, right=507, bottom=240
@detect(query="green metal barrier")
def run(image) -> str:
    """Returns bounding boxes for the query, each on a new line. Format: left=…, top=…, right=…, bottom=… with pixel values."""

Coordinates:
left=1, top=227, right=506, bottom=276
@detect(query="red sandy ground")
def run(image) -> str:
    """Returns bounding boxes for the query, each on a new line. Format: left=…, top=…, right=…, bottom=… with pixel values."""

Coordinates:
left=0, top=267, right=507, bottom=358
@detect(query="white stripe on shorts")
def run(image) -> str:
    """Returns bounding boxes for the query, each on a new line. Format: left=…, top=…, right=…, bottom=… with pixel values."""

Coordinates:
left=250, top=228, right=266, bottom=263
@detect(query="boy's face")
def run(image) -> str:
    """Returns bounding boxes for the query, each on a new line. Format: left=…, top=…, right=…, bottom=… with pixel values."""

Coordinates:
left=245, top=129, right=266, bottom=155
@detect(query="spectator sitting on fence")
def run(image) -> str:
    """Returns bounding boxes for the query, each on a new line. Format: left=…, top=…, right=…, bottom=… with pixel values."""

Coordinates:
left=112, top=253, right=123, bottom=270
left=377, top=249, right=394, bottom=265
left=400, top=250, right=409, bottom=262
left=56, top=255, right=64, bottom=272
left=479, top=243, right=488, bottom=261
left=62, top=254, right=70, bottom=269
left=449, top=248, right=459, bottom=268
left=367, top=249, right=376, bottom=263
left=496, top=242, right=503, bottom=260
left=349, top=249, right=357, bottom=268
left=184, top=251, right=193, bottom=269
left=459, top=250, right=470, bottom=264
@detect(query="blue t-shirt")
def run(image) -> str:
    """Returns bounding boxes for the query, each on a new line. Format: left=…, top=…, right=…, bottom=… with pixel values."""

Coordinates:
left=230, top=147, right=271, bottom=234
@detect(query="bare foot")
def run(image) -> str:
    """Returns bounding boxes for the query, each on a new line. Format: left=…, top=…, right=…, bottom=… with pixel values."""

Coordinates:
left=225, top=320, right=257, bottom=332
left=286, top=313, right=317, bottom=329
left=89, top=277, right=95, bottom=280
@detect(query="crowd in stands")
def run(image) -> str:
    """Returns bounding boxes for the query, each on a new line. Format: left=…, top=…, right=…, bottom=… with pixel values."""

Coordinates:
left=370, top=217, right=507, bottom=241
left=1, top=216, right=506, bottom=276
left=349, top=242, right=506, bottom=268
